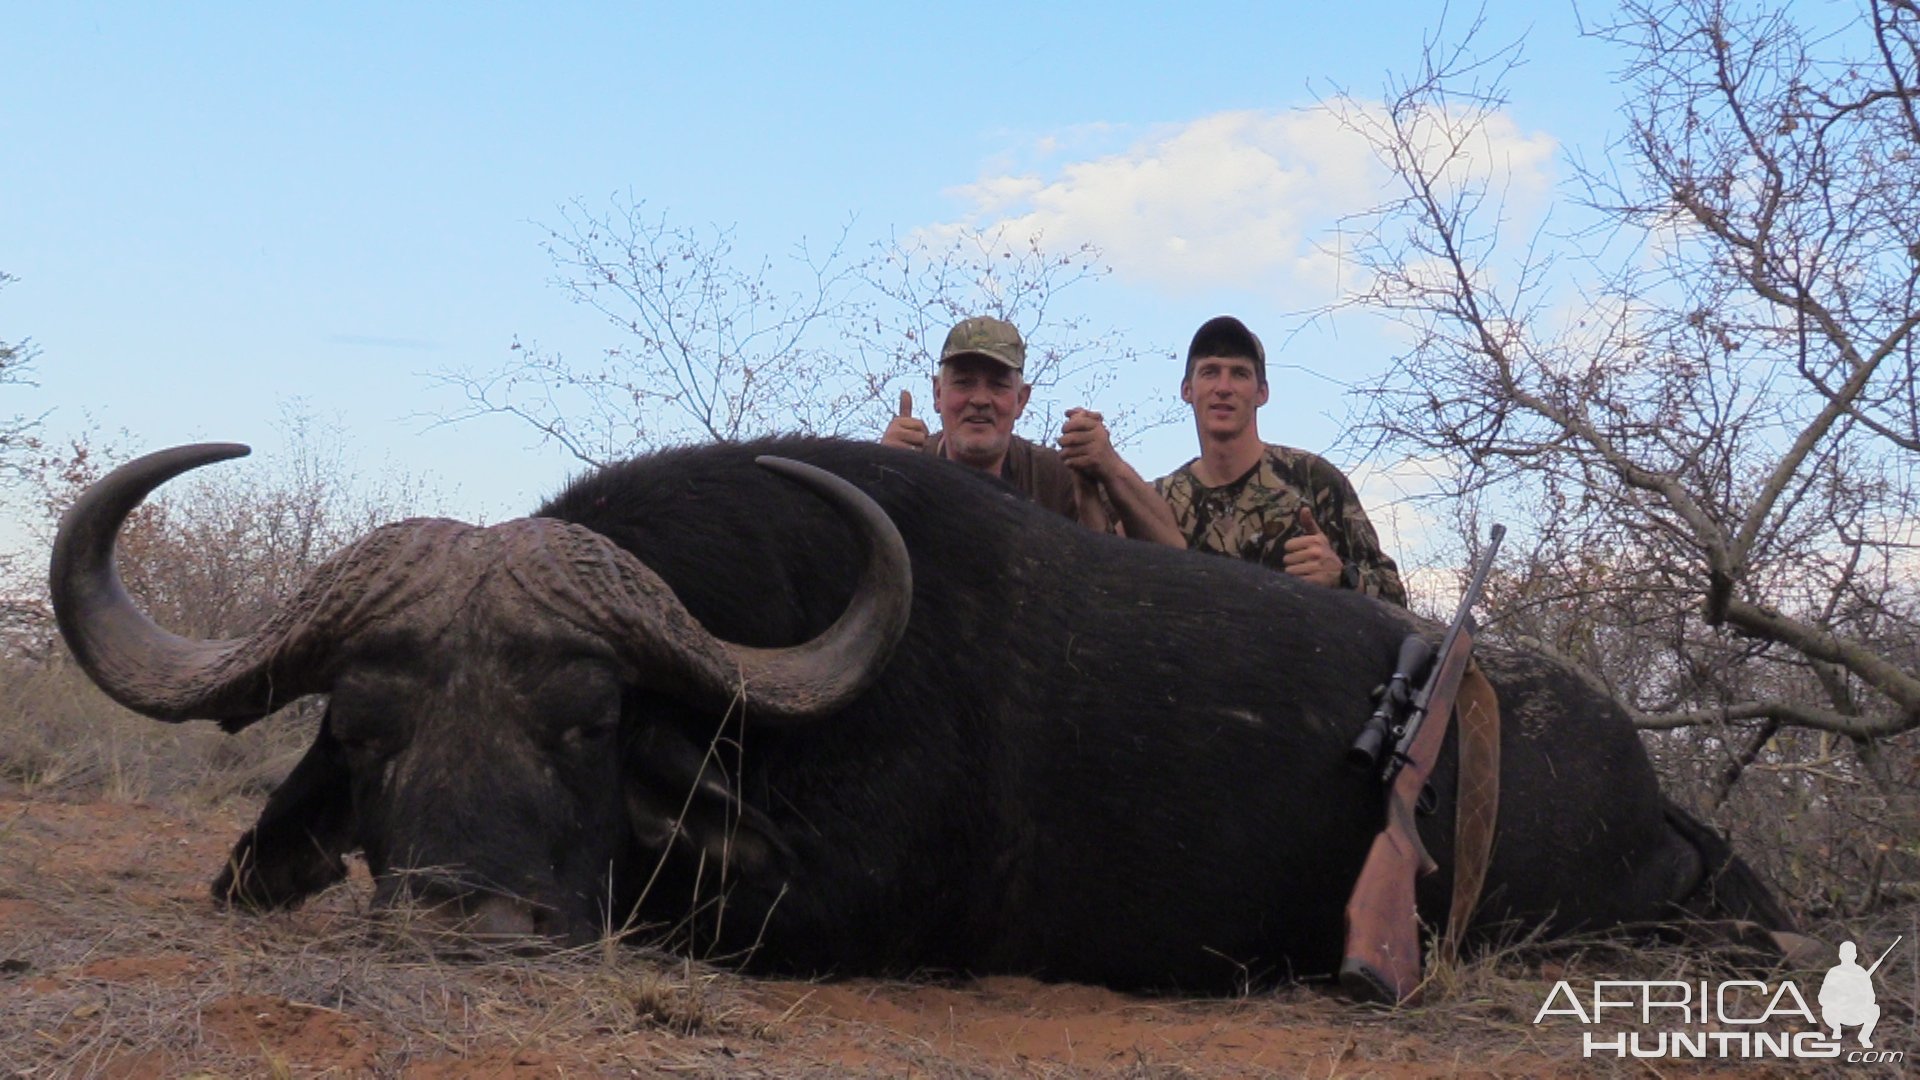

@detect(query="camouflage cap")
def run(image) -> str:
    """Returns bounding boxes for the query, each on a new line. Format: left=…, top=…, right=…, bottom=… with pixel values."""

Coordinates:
left=1186, top=315, right=1266, bottom=384
left=940, top=315, right=1026, bottom=374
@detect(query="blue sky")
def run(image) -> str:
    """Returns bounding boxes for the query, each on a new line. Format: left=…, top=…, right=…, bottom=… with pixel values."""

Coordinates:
left=2, top=2, right=1620, bottom=558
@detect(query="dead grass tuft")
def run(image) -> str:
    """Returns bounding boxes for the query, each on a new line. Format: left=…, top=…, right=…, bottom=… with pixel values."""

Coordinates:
left=0, top=657, right=318, bottom=807
left=0, top=863, right=764, bottom=1077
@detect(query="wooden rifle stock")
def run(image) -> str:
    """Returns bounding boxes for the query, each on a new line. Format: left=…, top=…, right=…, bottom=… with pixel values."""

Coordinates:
left=1338, top=627, right=1475, bottom=1005
left=1340, top=525, right=1503, bottom=1005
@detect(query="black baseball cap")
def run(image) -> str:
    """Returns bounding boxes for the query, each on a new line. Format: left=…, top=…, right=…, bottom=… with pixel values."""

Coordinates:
left=1185, top=315, right=1266, bottom=384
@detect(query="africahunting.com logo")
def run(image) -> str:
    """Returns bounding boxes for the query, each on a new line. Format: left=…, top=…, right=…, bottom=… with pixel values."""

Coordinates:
left=1532, top=937, right=1903, bottom=1063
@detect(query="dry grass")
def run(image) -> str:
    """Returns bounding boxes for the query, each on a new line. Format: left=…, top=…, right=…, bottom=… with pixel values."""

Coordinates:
left=0, top=839, right=777, bottom=1077
left=0, top=657, right=318, bottom=807
left=5, top=797, right=1916, bottom=1077
left=1380, top=919, right=1920, bottom=1077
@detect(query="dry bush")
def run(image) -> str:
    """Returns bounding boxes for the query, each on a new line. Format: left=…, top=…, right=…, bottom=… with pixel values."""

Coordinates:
left=0, top=655, right=319, bottom=806
left=1651, top=724, right=1920, bottom=925
left=1329, top=0, right=1920, bottom=976
left=0, top=414, right=431, bottom=809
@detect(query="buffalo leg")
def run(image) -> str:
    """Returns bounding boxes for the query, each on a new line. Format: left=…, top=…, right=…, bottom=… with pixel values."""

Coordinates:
left=1661, top=803, right=1794, bottom=930
left=212, top=710, right=356, bottom=910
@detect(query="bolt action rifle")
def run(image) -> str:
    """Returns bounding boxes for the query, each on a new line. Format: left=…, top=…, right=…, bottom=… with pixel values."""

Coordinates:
left=1340, top=524, right=1505, bottom=1005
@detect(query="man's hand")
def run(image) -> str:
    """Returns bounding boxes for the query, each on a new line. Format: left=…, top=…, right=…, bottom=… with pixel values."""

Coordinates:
left=1283, top=507, right=1344, bottom=588
left=881, top=389, right=929, bottom=451
left=1056, top=407, right=1185, bottom=548
left=1058, top=407, right=1119, bottom=478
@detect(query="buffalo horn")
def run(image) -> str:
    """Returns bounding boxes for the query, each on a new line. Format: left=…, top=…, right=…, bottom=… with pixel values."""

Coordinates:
left=723, top=456, right=912, bottom=722
left=48, top=443, right=315, bottom=726
left=51, top=445, right=912, bottom=731
left=570, top=456, right=912, bottom=725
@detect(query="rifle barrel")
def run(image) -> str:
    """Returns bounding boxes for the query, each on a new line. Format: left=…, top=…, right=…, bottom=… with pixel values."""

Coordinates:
left=1866, top=935, right=1902, bottom=977
left=1383, top=525, right=1505, bottom=785
left=1412, top=525, right=1504, bottom=716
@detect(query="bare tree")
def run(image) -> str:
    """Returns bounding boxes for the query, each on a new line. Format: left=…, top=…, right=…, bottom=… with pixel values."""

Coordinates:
left=1332, top=1, right=1920, bottom=741
left=0, top=271, right=44, bottom=486
left=860, top=226, right=1181, bottom=445
left=438, top=196, right=868, bottom=466
left=1329, top=1, right=1920, bottom=913
left=439, top=198, right=1173, bottom=467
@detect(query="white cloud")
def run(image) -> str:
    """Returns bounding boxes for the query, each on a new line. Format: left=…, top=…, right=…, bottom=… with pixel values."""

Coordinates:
left=958, top=175, right=1045, bottom=216
left=1349, top=453, right=1454, bottom=534
left=940, top=105, right=1557, bottom=304
left=1346, top=453, right=1464, bottom=612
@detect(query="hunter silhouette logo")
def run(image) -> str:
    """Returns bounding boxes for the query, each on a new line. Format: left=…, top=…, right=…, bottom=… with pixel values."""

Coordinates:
left=1819, top=937, right=1899, bottom=1049
left=1532, top=935, right=1905, bottom=1062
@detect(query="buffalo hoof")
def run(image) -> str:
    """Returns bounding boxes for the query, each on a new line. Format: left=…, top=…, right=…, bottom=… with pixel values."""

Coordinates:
left=212, top=827, right=347, bottom=911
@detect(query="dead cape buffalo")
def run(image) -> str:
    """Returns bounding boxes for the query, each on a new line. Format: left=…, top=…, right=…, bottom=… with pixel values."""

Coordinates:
left=51, top=437, right=1794, bottom=992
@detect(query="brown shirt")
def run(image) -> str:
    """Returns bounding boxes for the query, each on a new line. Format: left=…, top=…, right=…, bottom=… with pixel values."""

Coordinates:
left=924, top=432, right=1080, bottom=521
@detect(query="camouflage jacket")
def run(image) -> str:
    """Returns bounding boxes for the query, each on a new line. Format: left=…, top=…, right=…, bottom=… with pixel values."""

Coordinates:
left=1154, top=445, right=1408, bottom=607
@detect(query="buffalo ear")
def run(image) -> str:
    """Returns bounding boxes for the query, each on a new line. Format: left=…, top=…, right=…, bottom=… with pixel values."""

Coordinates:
left=624, top=725, right=794, bottom=889
left=213, top=709, right=357, bottom=910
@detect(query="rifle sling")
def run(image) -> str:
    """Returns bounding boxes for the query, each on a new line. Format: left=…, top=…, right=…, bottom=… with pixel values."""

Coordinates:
left=1441, top=662, right=1501, bottom=963
left=1341, top=657, right=1504, bottom=989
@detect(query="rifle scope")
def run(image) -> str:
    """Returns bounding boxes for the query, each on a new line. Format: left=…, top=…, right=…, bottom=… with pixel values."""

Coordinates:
left=1348, top=634, right=1433, bottom=770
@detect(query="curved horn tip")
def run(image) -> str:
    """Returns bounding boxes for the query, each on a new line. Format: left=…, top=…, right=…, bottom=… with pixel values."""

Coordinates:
left=92, top=442, right=253, bottom=496
left=735, top=452, right=912, bottom=722
left=753, top=454, right=817, bottom=480
left=54, top=441, right=255, bottom=553
left=754, top=454, right=888, bottom=520
left=149, top=442, right=254, bottom=472
left=49, top=441, right=263, bottom=722
left=136, top=441, right=252, bottom=466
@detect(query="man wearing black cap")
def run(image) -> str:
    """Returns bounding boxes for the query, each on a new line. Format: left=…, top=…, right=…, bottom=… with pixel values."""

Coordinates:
left=882, top=315, right=1180, bottom=545
left=1154, top=316, right=1407, bottom=606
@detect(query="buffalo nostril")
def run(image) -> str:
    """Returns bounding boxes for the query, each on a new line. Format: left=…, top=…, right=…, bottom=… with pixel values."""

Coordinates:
left=465, top=895, right=540, bottom=938
left=371, top=871, right=550, bottom=946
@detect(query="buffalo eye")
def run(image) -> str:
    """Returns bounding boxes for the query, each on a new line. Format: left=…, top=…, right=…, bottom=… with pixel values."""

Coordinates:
left=559, top=720, right=616, bottom=752
left=328, top=718, right=398, bottom=763
left=326, top=671, right=410, bottom=762
left=531, top=661, right=621, bottom=750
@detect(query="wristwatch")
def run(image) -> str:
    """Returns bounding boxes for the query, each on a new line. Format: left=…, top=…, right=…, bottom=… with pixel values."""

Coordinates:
left=1339, top=561, right=1362, bottom=590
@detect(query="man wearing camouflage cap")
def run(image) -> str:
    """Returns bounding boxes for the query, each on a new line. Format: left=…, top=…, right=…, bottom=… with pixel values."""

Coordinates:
left=882, top=315, right=1180, bottom=545
left=1154, top=315, right=1407, bottom=606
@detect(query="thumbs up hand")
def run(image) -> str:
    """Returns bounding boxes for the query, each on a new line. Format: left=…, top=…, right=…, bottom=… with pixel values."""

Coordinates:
left=1282, top=507, right=1344, bottom=588
left=881, top=389, right=929, bottom=451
